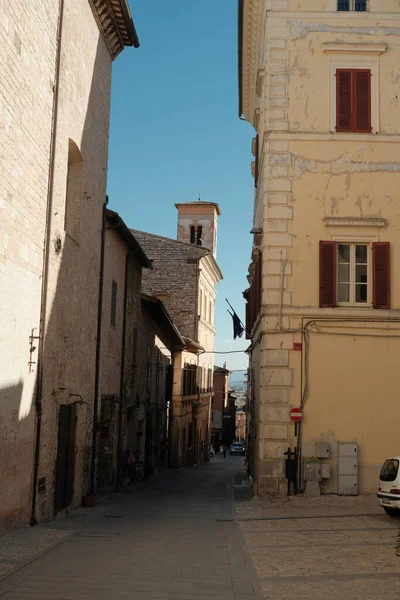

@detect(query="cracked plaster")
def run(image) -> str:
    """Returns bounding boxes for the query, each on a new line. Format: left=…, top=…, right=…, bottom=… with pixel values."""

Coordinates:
left=290, top=19, right=400, bottom=40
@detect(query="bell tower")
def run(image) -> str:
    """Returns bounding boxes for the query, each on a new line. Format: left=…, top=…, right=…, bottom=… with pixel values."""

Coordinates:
left=175, top=199, right=221, bottom=259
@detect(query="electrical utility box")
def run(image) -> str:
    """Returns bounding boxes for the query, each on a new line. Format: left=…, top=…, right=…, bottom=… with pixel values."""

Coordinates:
left=304, top=462, right=322, bottom=482
left=315, top=441, right=330, bottom=459
left=338, top=442, right=358, bottom=495
left=321, top=463, right=331, bottom=479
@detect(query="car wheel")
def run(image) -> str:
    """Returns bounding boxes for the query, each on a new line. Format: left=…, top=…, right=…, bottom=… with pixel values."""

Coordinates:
left=383, top=506, right=400, bottom=517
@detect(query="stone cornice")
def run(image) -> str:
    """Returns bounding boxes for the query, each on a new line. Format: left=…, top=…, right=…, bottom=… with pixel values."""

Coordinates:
left=324, top=217, right=387, bottom=228
left=322, top=42, right=387, bottom=55
left=89, top=0, right=139, bottom=60
left=201, top=253, right=223, bottom=283
left=240, top=0, right=261, bottom=124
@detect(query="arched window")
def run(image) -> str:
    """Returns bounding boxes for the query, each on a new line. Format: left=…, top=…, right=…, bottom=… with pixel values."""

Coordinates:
left=190, top=225, right=196, bottom=244
left=64, top=139, right=83, bottom=243
left=196, top=225, right=202, bottom=246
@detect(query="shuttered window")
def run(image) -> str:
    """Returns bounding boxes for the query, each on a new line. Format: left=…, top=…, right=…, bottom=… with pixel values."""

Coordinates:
left=244, top=251, right=262, bottom=336
left=372, top=242, right=390, bottom=309
left=110, top=281, right=117, bottom=327
left=336, top=69, right=371, bottom=133
left=319, top=242, right=336, bottom=308
left=254, top=134, right=259, bottom=188
left=319, top=241, right=390, bottom=309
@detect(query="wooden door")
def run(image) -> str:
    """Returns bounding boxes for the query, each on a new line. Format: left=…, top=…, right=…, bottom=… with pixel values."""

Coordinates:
left=54, top=404, right=76, bottom=514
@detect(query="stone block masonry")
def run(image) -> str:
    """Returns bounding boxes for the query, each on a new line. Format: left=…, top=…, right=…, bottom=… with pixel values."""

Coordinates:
left=132, top=231, right=208, bottom=341
left=0, top=0, right=136, bottom=529
left=0, top=0, right=59, bottom=532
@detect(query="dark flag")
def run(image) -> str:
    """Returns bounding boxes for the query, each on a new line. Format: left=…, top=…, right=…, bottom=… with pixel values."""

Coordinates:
left=229, top=310, right=244, bottom=340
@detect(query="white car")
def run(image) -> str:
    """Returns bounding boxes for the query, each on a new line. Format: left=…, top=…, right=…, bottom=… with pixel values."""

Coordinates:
left=230, top=442, right=245, bottom=456
left=377, top=456, right=400, bottom=517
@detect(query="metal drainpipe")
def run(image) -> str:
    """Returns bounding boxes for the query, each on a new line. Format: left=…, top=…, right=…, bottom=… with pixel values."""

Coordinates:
left=89, top=200, right=107, bottom=497
left=296, top=317, right=305, bottom=493
left=30, top=0, right=64, bottom=527
left=195, top=257, right=202, bottom=464
left=194, top=257, right=201, bottom=341
left=167, top=352, right=176, bottom=469
left=116, top=251, right=130, bottom=489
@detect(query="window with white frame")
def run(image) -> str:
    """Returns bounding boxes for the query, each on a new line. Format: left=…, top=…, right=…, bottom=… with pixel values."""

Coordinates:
left=319, top=239, right=390, bottom=309
left=337, top=243, right=369, bottom=305
left=338, top=0, right=367, bottom=10
left=324, top=44, right=386, bottom=135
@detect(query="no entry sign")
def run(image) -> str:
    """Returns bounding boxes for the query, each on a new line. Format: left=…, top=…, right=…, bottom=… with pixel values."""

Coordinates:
left=290, top=407, right=303, bottom=422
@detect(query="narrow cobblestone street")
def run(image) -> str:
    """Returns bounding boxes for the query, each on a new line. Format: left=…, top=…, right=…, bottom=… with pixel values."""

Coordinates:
left=0, top=457, right=262, bottom=600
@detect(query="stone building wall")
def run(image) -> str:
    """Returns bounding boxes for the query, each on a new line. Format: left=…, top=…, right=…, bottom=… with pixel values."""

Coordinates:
left=132, top=231, right=208, bottom=340
left=0, top=0, right=59, bottom=532
left=97, top=223, right=144, bottom=490
left=34, top=0, right=113, bottom=522
left=241, top=0, right=400, bottom=495
left=132, top=303, right=172, bottom=475
left=0, top=0, right=137, bottom=529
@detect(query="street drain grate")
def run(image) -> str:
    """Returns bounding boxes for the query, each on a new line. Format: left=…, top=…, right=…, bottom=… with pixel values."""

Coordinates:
left=104, top=515, right=123, bottom=518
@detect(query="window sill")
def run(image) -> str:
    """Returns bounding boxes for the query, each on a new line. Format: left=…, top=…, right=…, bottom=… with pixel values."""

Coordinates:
left=336, top=304, right=372, bottom=308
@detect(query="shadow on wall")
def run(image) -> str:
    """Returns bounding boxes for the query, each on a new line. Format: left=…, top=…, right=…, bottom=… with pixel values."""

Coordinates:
left=27, top=33, right=112, bottom=525
left=0, top=380, right=24, bottom=416
left=0, top=380, right=29, bottom=533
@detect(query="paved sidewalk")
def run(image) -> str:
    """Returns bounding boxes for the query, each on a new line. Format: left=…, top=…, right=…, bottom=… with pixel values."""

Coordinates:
left=0, top=457, right=263, bottom=600
left=237, top=494, right=400, bottom=600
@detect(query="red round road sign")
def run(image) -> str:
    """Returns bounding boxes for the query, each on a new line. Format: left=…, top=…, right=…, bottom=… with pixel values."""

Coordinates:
left=289, top=407, right=303, bottom=422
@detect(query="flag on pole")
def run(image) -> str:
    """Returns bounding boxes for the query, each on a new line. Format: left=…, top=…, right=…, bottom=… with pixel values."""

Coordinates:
left=229, top=310, right=244, bottom=339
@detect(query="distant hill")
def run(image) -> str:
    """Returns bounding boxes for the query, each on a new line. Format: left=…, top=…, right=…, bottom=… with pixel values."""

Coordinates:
left=229, top=370, right=247, bottom=391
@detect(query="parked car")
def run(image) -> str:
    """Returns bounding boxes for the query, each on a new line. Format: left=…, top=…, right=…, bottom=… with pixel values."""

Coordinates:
left=230, top=441, right=245, bottom=456
left=377, top=456, right=400, bottom=516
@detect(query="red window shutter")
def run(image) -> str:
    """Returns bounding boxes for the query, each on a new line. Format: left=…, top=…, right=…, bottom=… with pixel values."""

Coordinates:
left=355, top=70, right=371, bottom=133
left=245, top=301, right=251, bottom=339
left=249, top=285, right=254, bottom=333
left=254, top=134, right=259, bottom=188
left=251, top=276, right=256, bottom=329
left=319, top=241, right=336, bottom=308
left=373, top=242, right=390, bottom=309
left=255, top=251, right=262, bottom=316
left=336, top=70, right=352, bottom=132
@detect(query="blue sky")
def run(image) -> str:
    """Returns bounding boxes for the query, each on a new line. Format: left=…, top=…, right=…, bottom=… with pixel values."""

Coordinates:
left=107, top=1, right=254, bottom=371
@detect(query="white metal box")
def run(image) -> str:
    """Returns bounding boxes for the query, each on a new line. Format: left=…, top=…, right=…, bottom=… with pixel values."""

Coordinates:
left=304, top=461, right=322, bottom=482
left=321, top=463, right=331, bottom=479
left=315, top=441, right=330, bottom=459
left=338, top=441, right=358, bottom=495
